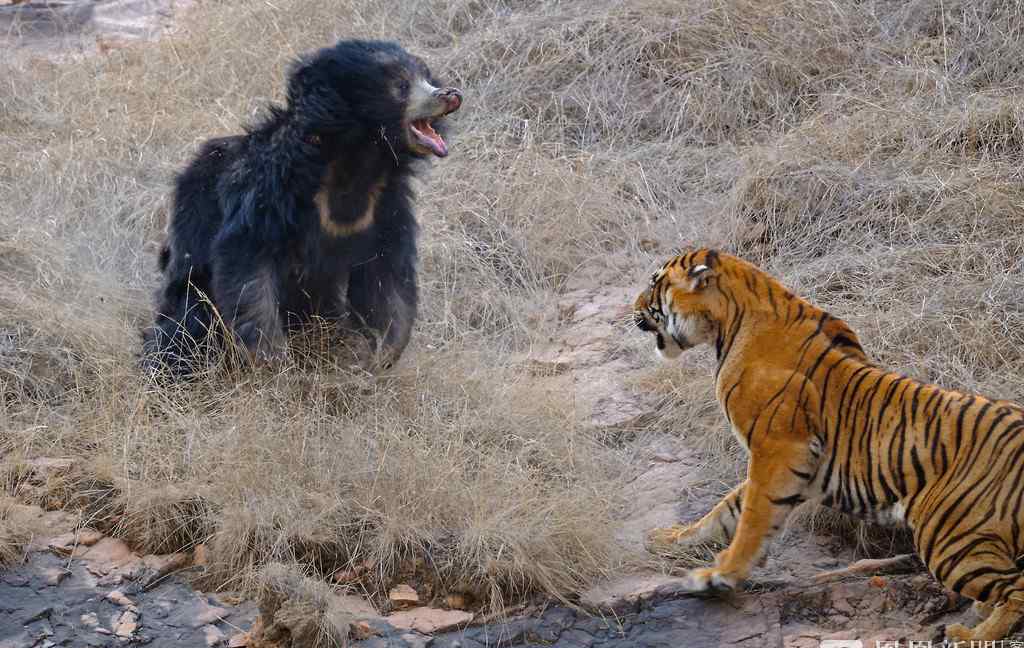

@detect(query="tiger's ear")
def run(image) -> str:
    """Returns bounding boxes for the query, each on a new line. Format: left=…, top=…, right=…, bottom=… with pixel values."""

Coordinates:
left=688, top=264, right=712, bottom=290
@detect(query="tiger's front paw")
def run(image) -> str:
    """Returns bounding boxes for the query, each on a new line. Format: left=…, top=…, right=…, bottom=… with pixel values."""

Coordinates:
left=646, top=523, right=699, bottom=552
left=944, top=623, right=974, bottom=643
left=681, top=567, right=740, bottom=593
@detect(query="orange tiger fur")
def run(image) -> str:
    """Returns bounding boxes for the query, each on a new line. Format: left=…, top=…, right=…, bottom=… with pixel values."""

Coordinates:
left=633, top=248, right=1024, bottom=642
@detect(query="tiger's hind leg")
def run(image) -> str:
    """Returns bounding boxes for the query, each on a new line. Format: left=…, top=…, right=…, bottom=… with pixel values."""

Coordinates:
left=647, top=481, right=746, bottom=553
left=972, top=600, right=995, bottom=620
left=938, top=546, right=1024, bottom=642
left=946, top=594, right=1024, bottom=643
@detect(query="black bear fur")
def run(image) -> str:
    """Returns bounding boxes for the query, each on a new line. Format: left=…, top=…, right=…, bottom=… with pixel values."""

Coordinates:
left=142, top=39, right=462, bottom=378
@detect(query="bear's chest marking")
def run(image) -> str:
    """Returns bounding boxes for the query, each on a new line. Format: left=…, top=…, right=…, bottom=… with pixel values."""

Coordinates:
left=315, top=163, right=384, bottom=238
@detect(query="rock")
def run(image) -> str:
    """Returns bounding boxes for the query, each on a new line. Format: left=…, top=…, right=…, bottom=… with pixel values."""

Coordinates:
left=46, top=533, right=77, bottom=555
left=400, top=633, right=430, bottom=648
left=388, top=584, right=419, bottom=608
left=79, top=612, right=99, bottom=627
left=228, top=633, right=250, bottom=648
left=77, top=529, right=104, bottom=546
left=40, top=567, right=67, bottom=586
left=783, top=634, right=821, bottom=648
left=350, top=621, right=379, bottom=640
left=385, top=607, right=474, bottom=634
left=191, top=598, right=229, bottom=627
left=113, top=608, right=139, bottom=638
left=77, top=537, right=140, bottom=573
left=20, top=603, right=52, bottom=623
left=20, top=506, right=79, bottom=553
left=95, top=571, right=124, bottom=587
left=334, top=593, right=379, bottom=619
left=105, top=590, right=135, bottom=607
left=142, top=552, right=191, bottom=579
left=580, top=573, right=695, bottom=613
left=203, top=624, right=226, bottom=646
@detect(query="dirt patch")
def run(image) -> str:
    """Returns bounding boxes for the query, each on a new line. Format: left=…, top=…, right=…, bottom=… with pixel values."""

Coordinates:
left=0, top=0, right=193, bottom=58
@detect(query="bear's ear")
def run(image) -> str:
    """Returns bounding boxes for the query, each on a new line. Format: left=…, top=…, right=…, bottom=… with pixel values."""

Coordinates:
left=284, top=53, right=353, bottom=134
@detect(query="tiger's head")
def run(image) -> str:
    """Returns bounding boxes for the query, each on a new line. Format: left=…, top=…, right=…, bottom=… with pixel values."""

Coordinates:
left=633, top=248, right=722, bottom=359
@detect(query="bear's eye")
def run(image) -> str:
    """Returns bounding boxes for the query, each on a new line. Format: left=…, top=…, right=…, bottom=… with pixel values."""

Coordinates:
left=399, top=79, right=410, bottom=95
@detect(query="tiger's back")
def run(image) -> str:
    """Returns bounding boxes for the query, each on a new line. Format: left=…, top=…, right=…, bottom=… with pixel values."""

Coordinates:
left=633, top=248, right=1024, bottom=643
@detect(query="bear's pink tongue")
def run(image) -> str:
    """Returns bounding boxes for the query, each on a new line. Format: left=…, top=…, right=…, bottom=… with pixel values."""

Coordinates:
left=410, top=119, right=448, bottom=157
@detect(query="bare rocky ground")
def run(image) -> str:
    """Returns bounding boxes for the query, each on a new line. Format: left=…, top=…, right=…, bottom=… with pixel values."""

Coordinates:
left=3, top=284, right=1016, bottom=648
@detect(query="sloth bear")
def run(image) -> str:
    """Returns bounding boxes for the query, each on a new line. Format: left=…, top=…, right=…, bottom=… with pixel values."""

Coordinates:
left=142, top=39, right=462, bottom=377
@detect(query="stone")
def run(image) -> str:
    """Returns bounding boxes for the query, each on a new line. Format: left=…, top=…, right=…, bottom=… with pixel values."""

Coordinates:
left=400, top=633, right=430, bottom=648
left=350, top=620, right=379, bottom=640
left=46, top=533, right=77, bottom=555
left=77, top=537, right=140, bottom=573
left=77, top=529, right=104, bottom=546
left=40, top=567, right=67, bottom=586
left=228, top=633, right=250, bottom=648
left=113, top=608, right=139, bottom=638
left=388, top=584, right=419, bottom=608
left=79, top=612, right=99, bottom=627
left=783, top=635, right=821, bottom=648
left=141, top=552, right=191, bottom=582
left=334, top=593, right=379, bottom=619
left=21, top=604, right=52, bottom=623
left=106, top=590, right=135, bottom=607
left=386, top=607, right=474, bottom=634
left=579, top=573, right=695, bottom=613
left=191, top=598, right=229, bottom=627
left=203, top=624, right=226, bottom=646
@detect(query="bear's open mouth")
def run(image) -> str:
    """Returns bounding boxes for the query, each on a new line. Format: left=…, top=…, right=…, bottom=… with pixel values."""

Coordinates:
left=409, top=119, right=448, bottom=157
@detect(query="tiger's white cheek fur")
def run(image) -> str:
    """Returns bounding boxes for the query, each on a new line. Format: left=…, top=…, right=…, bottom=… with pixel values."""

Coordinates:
left=653, top=314, right=710, bottom=360
left=655, top=331, right=683, bottom=360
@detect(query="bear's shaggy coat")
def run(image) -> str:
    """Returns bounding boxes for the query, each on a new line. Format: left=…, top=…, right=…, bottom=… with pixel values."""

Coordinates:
left=142, top=39, right=462, bottom=377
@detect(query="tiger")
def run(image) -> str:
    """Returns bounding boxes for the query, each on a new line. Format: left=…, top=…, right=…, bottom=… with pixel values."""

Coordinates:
left=633, top=248, right=1024, bottom=642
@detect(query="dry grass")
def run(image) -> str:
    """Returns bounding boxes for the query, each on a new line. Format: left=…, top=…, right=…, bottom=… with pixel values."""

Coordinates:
left=2, top=0, right=1024, bottom=614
